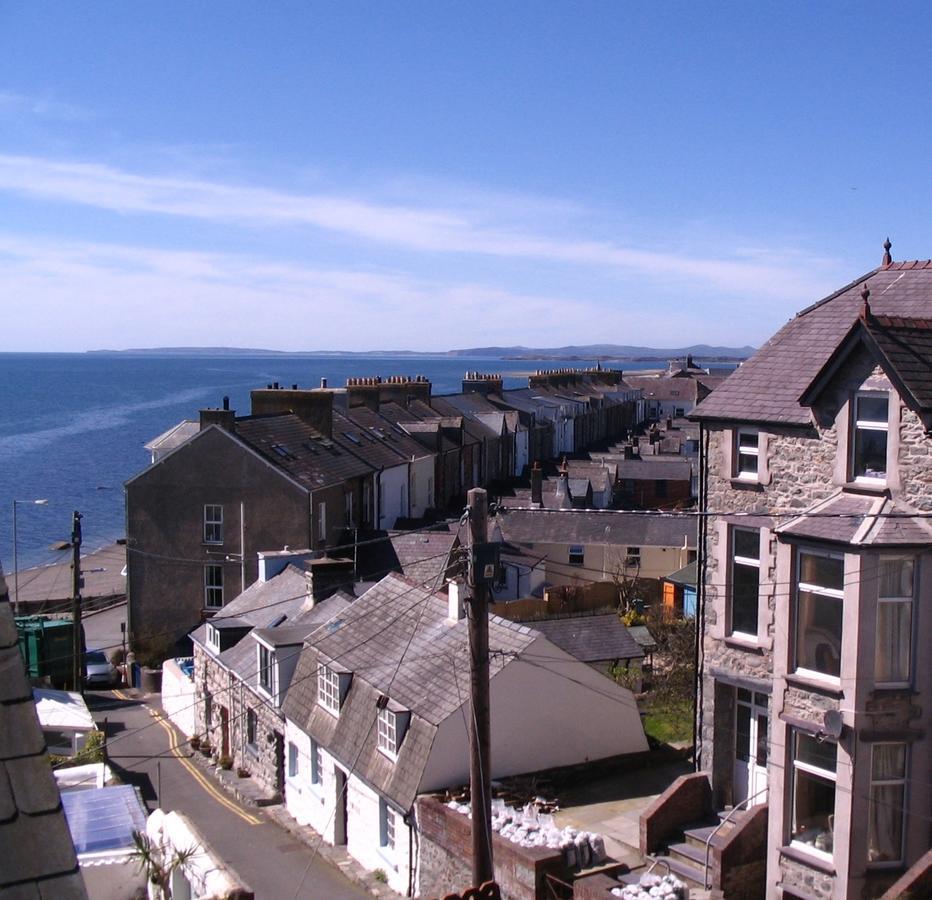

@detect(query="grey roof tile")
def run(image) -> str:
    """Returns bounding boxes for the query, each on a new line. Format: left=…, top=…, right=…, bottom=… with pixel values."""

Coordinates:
left=527, top=615, right=644, bottom=663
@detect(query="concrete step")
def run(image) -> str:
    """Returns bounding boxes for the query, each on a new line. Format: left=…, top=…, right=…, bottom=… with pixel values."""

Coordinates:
left=683, top=824, right=729, bottom=851
left=667, top=840, right=710, bottom=869
left=655, top=854, right=708, bottom=890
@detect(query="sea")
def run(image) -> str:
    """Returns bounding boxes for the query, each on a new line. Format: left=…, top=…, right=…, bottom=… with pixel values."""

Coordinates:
left=0, top=352, right=677, bottom=572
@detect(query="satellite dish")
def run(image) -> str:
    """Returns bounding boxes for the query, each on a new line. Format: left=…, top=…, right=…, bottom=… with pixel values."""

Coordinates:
left=823, top=709, right=844, bottom=740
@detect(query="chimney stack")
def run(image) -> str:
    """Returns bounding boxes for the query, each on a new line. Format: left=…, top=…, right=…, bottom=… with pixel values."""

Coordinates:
left=530, top=462, right=543, bottom=506
left=257, top=547, right=314, bottom=583
left=447, top=579, right=465, bottom=622
left=199, top=403, right=236, bottom=431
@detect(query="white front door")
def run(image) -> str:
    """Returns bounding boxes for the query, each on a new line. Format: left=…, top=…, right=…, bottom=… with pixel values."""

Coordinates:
left=734, top=688, right=768, bottom=806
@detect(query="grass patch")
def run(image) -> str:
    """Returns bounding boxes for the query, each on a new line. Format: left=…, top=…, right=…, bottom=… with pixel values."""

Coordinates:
left=640, top=698, right=694, bottom=745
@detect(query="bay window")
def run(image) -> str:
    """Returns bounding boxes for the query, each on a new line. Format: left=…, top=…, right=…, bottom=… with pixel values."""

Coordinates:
left=867, top=743, right=906, bottom=865
left=875, top=557, right=914, bottom=686
left=790, top=731, right=837, bottom=856
left=794, top=551, right=844, bottom=679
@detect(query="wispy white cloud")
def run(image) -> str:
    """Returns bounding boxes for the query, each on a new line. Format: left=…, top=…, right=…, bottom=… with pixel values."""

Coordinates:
left=0, top=91, right=92, bottom=123
left=0, top=154, right=844, bottom=303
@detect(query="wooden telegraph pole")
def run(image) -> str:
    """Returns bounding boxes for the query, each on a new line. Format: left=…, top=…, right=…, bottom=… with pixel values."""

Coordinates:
left=466, top=488, right=494, bottom=886
left=71, top=511, right=83, bottom=693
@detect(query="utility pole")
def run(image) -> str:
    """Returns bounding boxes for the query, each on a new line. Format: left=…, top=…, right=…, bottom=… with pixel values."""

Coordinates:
left=71, top=511, right=83, bottom=694
left=466, top=487, right=493, bottom=886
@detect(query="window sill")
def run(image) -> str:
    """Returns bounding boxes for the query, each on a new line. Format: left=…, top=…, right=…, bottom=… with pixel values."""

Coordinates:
left=729, top=477, right=763, bottom=491
left=318, top=702, right=340, bottom=719
left=377, top=747, right=398, bottom=763
left=724, top=634, right=764, bottom=652
left=842, top=479, right=888, bottom=494
left=780, top=844, right=836, bottom=875
left=202, top=541, right=224, bottom=546
left=785, top=672, right=844, bottom=698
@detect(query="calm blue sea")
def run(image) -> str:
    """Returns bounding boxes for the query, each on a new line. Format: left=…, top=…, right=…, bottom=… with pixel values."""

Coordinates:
left=0, top=352, right=671, bottom=572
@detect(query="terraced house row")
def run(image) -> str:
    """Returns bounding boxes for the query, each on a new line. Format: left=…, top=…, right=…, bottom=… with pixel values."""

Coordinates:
left=126, top=367, right=650, bottom=658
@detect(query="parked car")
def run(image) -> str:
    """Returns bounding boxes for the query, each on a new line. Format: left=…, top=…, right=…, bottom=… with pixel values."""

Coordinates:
left=84, top=649, right=120, bottom=687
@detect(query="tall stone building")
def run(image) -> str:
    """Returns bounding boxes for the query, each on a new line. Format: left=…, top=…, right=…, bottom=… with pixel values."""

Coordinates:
left=690, top=243, right=931, bottom=898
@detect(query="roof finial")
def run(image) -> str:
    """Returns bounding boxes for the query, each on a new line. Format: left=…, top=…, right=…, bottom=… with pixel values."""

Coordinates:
left=882, top=237, right=893, bottom=268
left=860, top=284, right=872, bottom=321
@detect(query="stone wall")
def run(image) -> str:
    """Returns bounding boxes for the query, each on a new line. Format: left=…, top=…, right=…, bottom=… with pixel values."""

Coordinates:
left=193, top=644, right=284, bottom=796
left=415, top=796, right=566, bottom=900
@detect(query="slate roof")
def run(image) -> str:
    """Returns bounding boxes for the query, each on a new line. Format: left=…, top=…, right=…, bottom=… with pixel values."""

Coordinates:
left=340, top=405, right=433, bottom=460
left=664, top=560, right=698, bottom=588
left=0, top=570, right=87, bottom=898
left=330, top=409, right=412, bottom=470
left=692, top=262, right=932, bottom=425
left=234, top=413, right=374, bottom=488
left=282, top=573, right=537, bottom=809
left=527, top=614, right=644, bottom=663
left=774, top=490, right=932, bottom=547
left=387, top=528, right=459, bottom=589
left=610, top=457, right=692, bottom=481
left=863, top=315, right=932, bottom=411
left=143, top=419, right=199, bottom=455
left=496, top=508, right=697, bottom=548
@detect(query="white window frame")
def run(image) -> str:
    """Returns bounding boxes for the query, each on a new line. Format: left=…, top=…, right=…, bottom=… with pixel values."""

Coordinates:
left=377, top=707, right=397, bottom=758
left=735, top=429, right=760, bottom=481
left=625, top=546, right=641, bottom=568
left=793, top=549, right=845, bottom=683
left=379, top=798, right=396, bottom=855
left=875, top=557, right=914, bottom=688
left=204, top=564, right=224, bottom=609
left=318, top=665, right=341, bottom=715
left=867, top=742, right=907, bottom=866
left=310, top=739, right=323, bottom=787
left=245, top=707, right=258, bottom=754
left=203, top=504, right=223, bottom=544
left=568, top=544, right=585, bottom=566
left=206, top=623, right=221, bottom=652
left=729, top=528, right=760, bottom=639
left=789, top=730, right=837, bottom=860
left=850, top=391, right=889, bottom=483
left=287, top=741, right=299, bottom=780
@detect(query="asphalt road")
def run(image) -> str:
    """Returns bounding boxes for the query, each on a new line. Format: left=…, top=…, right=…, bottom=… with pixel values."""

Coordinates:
left=86, top=690, right=369, bottom=900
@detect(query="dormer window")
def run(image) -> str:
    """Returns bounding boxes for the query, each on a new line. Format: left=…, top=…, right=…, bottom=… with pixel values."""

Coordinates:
left=318, top=664, right=352, bottom=716
left=377, top=702, right=410, bottom=759
left=851, top=392, right=889, bottom=481
left=206, top=623, right=221, bottom=653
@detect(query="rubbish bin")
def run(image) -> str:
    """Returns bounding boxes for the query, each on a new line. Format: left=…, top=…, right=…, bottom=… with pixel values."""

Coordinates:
left=140, top=666, right=162, bottom=693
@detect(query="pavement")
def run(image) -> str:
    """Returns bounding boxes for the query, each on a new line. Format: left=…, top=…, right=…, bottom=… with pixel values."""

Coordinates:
left=552, top=757, right=693, bottom=870
left=85, top=686, right=398, bottom=899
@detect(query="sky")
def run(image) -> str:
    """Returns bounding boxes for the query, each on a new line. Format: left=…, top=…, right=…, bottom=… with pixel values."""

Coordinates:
left=2, top=1, right=931, bottom=353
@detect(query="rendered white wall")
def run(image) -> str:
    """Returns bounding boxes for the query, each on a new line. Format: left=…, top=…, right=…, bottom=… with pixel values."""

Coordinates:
left=162, top=658, right=196, bottom=737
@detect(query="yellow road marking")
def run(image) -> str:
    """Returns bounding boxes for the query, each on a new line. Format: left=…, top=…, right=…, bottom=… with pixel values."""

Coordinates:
left=111, top=692, right=262, bottom=825
left=149, top=708, right=262, bottom=825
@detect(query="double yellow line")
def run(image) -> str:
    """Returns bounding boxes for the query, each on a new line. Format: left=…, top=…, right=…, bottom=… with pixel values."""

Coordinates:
left=113, top=690, right=261, bottom=825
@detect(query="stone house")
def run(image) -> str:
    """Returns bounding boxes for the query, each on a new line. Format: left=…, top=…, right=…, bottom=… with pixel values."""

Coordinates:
left=494, top=507, right=696, bottom=593
left=683, top=246, right=932, bottom=898
left=280, top=572, right=648, bottom=896
left=126, top=390, right=375, bottom=659
left=189, top=551, right=352, bottom=797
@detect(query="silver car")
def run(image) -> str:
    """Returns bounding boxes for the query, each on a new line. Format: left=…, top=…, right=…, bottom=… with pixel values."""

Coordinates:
left=84, top=649, right=119, bottom=688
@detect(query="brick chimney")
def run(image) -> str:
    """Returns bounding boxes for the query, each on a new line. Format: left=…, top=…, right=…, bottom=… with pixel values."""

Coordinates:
left=199, top=395, right=235, bottom=431
left=250, top=387, right=334, bottom=438
left=462, top=372, right=504, bottom=396
left=303, top=557, right=355, bottom=603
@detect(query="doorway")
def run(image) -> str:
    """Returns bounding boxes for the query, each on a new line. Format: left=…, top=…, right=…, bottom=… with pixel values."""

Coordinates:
left=334, top=767, right=348, bottom=845
left=734, top=687, right=768, bottom=806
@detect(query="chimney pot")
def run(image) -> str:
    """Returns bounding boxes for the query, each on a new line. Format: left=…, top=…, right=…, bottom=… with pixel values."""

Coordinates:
left=448, top=579, right=466, bottom=622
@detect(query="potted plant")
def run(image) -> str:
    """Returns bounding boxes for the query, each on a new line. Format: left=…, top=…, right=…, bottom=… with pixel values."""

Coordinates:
left=236, top=766, right=251, bottom=779
left=218, top=755, right=233, bottom=771
left=199, top=740, right=212, bottom=758
left=189, top=735, right=201, bottom=752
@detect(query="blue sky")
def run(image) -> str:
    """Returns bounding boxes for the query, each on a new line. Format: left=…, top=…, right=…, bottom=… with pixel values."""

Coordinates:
left=2, top=2, right=931, bottom=352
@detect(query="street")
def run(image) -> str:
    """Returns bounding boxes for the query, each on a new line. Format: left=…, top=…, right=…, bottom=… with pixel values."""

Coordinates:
left=86, top=689, right=370, bottom=900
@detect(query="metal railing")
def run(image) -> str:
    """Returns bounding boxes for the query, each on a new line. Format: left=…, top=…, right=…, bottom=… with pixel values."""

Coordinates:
left=702, top=786, right=769, bottom=889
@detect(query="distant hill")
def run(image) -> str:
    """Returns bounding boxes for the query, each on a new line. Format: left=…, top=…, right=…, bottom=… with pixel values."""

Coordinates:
left=89, top=343, right=755, bottom=360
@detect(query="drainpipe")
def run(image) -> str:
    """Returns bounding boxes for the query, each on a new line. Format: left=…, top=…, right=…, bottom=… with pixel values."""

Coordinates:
left=692, top=421, right=708, bottom=770
left=404, top=806, right=416, bottom=897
